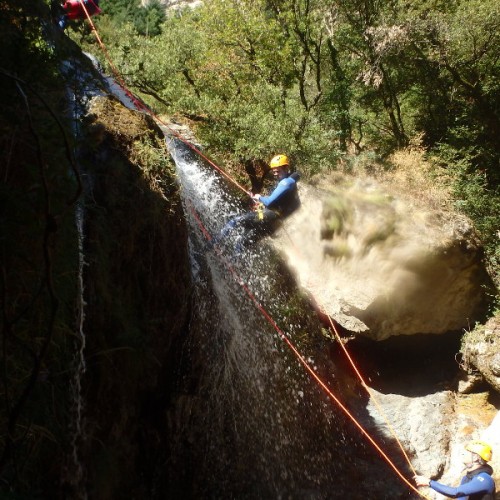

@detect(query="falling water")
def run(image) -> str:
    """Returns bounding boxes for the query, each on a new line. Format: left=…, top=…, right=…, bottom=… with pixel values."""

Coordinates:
left=165, top=137, right=413, bottom=498
left=59, top=56, right=99, bottom=499
left=66, top=200, right=88, bottom=500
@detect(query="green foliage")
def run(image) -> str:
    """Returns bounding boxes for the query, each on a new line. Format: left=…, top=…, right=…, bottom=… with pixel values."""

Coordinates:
left=87, top=0, right=499, bottom=282
left=98, top=0, right=165, bottom=36
left=436, top=142, right=500, bottom=285
left=131, top=0, right=166, bottom=36
left=99, top=0, right=141, bottom=25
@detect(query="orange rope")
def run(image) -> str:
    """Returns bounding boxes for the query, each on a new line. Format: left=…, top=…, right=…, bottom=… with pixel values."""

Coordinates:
left=327, top=315, right=418, bottom=476
left=187, top=201, right=429, bottom=499
left=76, top=1, right=252, bottom=198
left=73, top=7, right=428, bottom=497
left=284, top=230, right=420, bottom=475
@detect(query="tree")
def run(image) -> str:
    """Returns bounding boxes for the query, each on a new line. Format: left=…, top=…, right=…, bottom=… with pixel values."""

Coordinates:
left=134, top=0, right=166, bottom=36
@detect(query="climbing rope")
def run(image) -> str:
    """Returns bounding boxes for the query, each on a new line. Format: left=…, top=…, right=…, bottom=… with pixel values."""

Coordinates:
left=73, top=5, right=429, bottom=497
left=326, top=314, right=418, bottom=476
left=74, top=1, right=252, bottom=198
left=187, top=201, right=429, bottom=499
left=282, top=227, right=419, bottom=477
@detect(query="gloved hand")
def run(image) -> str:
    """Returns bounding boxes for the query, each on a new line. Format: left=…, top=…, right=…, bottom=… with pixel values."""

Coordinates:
left=414, top=475, right=430, bottom=487
left=251, top=193, right=261, bottom=202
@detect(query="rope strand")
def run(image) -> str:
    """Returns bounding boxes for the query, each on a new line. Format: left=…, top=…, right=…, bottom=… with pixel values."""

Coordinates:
left=187, top=201, right=429, bottom=499
left=74, top=6, right=429, bottom=497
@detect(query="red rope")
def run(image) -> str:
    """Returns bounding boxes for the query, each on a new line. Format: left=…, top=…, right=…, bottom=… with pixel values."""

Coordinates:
left=75, top=2, right=252, bottom=198
left=73, top=8, right=429, bottom=497
left=187, top=201, right=428, bottom=499
left=283, top=230, right=419, bottom=477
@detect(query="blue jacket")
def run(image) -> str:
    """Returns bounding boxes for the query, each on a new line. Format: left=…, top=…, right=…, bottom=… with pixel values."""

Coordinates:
left=259, top=173, right=300, bottom=217
left=429, top=465, right=495, bottom=499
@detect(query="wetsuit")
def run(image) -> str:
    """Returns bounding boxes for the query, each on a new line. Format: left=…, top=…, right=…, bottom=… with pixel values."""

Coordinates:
left=429, top=465, right=495, bottom=499
left=65, top=0, right=101, bottom=19
left=215, top=172, right=300, bottom=251
left=259, top=171, right=301, bottom=217
left=58, top=0, right=101, bottom=29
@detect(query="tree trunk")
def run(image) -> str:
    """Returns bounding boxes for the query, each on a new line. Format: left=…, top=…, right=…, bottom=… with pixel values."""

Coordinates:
left=326, top=38, right=352, bottom=151
left=380, top=65, right=408, bottom=147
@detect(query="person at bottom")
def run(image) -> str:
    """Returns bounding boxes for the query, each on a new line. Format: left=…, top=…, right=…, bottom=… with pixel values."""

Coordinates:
left=414, top=440, right=495, bottom=499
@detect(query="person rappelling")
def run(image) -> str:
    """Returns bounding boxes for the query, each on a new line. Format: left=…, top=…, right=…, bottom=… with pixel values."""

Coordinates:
left=55, top=0, right=101, bottom=30
left=208, top=154, right=301, bottom=254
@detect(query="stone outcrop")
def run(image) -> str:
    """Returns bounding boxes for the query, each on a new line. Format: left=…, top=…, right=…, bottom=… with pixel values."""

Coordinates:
left=272, top=177, right=494, bottom=341
left=141, top=0, right=202, bottom=10
left=461, top=315, right=500, bottom=394
left=268, top=174, right=500, bottom=494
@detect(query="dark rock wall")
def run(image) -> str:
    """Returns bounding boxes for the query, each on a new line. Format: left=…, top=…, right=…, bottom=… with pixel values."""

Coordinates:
left=73, top=97, right=191, bottom=499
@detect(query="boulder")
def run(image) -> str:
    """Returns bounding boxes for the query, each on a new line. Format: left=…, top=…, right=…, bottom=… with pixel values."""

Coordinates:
left=461, top=315, right=500, bottom=394
left=364, top=389, right=454, bottom=476
left=272, top=178, right=493, bottom=340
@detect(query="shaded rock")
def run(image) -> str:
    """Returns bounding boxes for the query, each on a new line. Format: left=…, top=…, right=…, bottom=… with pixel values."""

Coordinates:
left=457, top=372, right=485, bottom=394
left=271, top=179, right=494, bottom=340
left=364, top=389, right=454, bottom=476
left=461, top=314, right=500, bottom=394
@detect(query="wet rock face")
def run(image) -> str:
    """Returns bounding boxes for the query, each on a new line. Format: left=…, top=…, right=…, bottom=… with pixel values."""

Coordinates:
left=462, top=315, right=500, bottom=394
left=271, top=179, right=494, bottom=341
left=78, top=95, right=191, bottom=497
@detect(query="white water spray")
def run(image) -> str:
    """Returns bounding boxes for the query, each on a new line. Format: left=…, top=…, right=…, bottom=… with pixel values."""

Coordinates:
left=68, top=201, right=88, bottom=500
left=166, top=137, right=346, bottom=496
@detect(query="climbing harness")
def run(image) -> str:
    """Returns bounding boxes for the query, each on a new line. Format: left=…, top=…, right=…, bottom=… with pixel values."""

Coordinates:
left=73, top=5, right=431, bottom=497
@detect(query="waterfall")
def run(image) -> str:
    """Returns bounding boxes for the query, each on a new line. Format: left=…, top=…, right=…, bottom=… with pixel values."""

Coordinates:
left=165, top=137, right=410, bottom=498
left=67, top=200, right=88, bottom=500
left=60, top=57, right=96, bottom=500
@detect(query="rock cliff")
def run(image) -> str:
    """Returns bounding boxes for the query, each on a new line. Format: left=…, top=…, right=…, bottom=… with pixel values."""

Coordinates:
left=268, top=173, right=499, bottom=496
left=272, top=176, right=494, bottom=340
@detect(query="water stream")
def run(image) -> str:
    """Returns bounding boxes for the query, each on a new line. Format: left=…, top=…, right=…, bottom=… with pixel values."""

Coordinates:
left=165, top=137, right=412, bottom=499
left=68, top=200, right=88, bottom=500
left=60, top=55, right=101, bottom=499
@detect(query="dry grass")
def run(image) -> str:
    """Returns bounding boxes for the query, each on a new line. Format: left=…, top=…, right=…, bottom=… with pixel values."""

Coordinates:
left=339, top=137, right=454, bottom=212
left=384, top=139, right=454, bottom=211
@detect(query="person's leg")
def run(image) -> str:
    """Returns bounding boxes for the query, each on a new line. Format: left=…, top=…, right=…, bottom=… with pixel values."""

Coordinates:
left=261, top=210, right=280, bottom=233
left=234, top=210, right=280, bottom=254
left=213, top=211, right=260, bottom=255
left=205, top=212, right=254, bottom=251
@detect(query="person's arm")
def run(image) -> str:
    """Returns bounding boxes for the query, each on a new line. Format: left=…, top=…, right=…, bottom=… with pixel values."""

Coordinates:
left=258, top=178, right=295, bottom=207
left=429, top=474, right=493, bottom=499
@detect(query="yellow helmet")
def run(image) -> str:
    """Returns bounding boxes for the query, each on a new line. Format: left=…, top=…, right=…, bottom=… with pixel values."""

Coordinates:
left=269, top=154, right=289, bottom=169
left=465, top=440, right=493, bottom=462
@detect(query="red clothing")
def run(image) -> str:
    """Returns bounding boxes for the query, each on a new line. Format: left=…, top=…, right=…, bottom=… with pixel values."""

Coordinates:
left=63, top=0, right=101, bottom=20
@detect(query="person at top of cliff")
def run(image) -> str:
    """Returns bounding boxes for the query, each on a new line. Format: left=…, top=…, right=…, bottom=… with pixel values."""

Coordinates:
left=414, top=440, right=496, bottom=499
left=208, top=154, right=301, bottom=253
left=56, top=0, right=101, bottom=30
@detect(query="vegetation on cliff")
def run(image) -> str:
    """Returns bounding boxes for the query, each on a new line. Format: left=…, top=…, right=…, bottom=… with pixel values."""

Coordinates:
left=81, top=0, right=500, bottom=288
left=1, top=1, right=189, bottom=496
